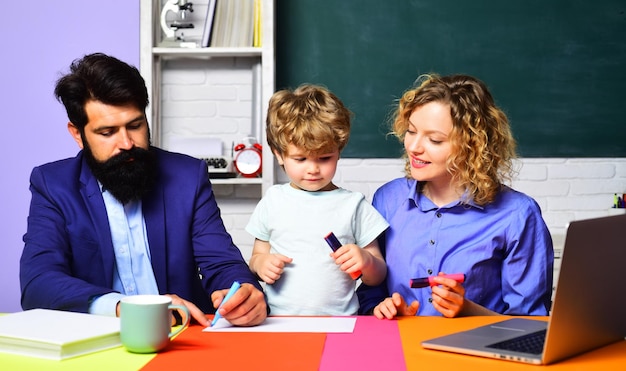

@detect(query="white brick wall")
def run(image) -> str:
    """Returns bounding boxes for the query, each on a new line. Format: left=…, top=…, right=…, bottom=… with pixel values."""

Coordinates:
left=158, top=61, right=626, bottom=286
left=216, top=157, right=626, bottom=263
left=160, top=58, right=258, bottom=156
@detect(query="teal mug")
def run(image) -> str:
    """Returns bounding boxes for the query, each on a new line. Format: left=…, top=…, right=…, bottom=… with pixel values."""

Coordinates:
left=120, top=295, right=190, bottom=353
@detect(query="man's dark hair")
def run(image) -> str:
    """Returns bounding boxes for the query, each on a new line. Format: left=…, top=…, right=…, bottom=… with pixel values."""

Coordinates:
left=54, top=53, right=149, bottom=130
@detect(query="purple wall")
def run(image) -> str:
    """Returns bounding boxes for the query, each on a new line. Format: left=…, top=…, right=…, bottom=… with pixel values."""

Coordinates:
left=0, top=1, right=139, bottom=312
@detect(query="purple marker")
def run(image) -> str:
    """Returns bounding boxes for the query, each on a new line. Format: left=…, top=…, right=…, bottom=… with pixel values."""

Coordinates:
left=324, top=232, right=362, bottom=280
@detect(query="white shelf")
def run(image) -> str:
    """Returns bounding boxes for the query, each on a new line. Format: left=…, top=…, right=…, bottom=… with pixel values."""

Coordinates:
left=140, top=0, right=276, bottom=193
left=153, top=47, right=262, bottom=58
left=210, top=177, right=262, bottom=185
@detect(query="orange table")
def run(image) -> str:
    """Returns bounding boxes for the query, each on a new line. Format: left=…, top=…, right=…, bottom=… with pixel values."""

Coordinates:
left=398, top=316, right=626, bottom=370
left=1, top=316, right=625, bottom=370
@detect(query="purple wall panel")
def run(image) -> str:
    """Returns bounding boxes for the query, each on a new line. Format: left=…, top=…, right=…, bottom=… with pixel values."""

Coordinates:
left=0, top=1, right=140, bottom=312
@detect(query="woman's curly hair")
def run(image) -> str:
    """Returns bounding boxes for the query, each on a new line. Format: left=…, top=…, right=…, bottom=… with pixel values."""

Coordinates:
left=391, top=74, right=517, bottom=205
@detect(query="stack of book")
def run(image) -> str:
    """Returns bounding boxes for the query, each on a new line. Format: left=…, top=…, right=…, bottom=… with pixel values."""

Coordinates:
left=202, top=0, right=262, bottom=48
left=0, top=309, right=121, bottom=360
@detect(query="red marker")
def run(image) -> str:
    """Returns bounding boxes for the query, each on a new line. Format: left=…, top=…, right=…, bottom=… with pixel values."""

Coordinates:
left=410, top=273, right=466, bottom=288
left=324, top=232, right=362, bottom=280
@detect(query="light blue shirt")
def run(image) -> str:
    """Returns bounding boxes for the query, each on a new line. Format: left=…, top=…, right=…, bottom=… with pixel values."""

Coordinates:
left=88, top=189, right=159, bottom=316
left=372, top=178, right=554, bottom=316
left=246, top=184, right=389, bottom=315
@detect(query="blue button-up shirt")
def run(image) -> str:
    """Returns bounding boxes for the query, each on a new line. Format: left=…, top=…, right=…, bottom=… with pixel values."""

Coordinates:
left=89, top=189, right=159, bottom=316
left=364, top=177, right=553, bottom=316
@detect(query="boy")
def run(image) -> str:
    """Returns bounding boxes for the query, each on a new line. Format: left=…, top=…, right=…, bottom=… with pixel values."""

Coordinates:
left=246, top=84, right=388, bottom=315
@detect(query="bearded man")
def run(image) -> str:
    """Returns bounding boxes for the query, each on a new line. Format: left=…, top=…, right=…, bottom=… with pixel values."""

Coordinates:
left=20, top=53, right=267, bottom=327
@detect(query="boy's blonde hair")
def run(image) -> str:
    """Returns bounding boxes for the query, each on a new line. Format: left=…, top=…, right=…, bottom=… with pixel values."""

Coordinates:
left=266, top=84, right=352, bottom=156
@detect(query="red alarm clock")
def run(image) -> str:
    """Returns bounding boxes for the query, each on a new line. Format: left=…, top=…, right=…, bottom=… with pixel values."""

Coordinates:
left=233, top=138, right=262, bottom=178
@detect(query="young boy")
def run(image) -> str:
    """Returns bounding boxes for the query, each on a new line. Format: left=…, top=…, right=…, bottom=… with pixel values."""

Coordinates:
left=246, top=84, right=388, bottom=315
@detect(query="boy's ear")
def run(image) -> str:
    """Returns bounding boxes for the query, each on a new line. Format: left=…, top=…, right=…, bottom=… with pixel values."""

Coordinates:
left=67, top=122, right=85, bottom=149
left=273, top=150, right=284, bottom=165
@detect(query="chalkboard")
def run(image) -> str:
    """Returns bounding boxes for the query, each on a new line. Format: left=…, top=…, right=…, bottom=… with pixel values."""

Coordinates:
left=276, top=0, right=626, bottom=158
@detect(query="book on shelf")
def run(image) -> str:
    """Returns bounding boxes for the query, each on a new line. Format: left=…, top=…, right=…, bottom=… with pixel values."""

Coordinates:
left=0, top=309, right=121, bottom=360
left=253, top=0, right=262, bottom=47
left=201, top=0, right=218, bottom=47
left=209, top=0, right=226, bottom=47
left=209, top=0, right=257, bottom=47
left=239, top=0, right=254, bottom=47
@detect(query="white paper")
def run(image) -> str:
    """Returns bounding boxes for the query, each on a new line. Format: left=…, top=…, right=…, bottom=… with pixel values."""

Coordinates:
left=164, top=136, right=223, bottom=157
left=203, top=316, right=356, bottom=333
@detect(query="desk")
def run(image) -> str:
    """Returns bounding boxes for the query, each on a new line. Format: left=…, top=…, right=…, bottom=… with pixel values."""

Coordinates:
left=1, top=316, right=625, bottom=370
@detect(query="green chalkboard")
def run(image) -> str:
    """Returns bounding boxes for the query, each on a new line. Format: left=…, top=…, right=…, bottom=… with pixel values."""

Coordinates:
left=276, top=0, right=626, bottom=158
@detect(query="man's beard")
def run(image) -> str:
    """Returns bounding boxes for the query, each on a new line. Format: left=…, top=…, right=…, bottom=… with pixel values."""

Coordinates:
left=84, top=144, right=158, bottom=204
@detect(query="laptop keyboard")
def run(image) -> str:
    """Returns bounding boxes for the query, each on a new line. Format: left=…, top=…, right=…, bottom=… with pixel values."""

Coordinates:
left=486, top=329, right=547, bottom=355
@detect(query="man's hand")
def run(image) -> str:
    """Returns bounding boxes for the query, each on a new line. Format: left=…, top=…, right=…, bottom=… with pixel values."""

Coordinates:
left=115, top=294, right=209, bottom=327
left=211, top=283, right=267, bottom=326
left=165, top=294, right=209, bottom=326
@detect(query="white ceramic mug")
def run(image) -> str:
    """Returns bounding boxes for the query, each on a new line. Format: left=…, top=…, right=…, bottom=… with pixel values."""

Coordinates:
left=120, top=295, right=190, bottom=353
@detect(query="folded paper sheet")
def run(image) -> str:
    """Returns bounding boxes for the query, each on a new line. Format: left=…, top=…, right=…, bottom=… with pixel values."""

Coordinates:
left=204, top=316, right=356, bottom=333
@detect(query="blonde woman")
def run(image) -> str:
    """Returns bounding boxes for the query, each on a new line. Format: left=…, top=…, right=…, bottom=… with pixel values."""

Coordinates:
left=359, top=74, right=553, bottom=319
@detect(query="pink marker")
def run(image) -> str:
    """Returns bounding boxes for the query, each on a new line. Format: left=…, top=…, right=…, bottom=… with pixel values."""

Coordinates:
left=409, top=273, right=465, bottom=288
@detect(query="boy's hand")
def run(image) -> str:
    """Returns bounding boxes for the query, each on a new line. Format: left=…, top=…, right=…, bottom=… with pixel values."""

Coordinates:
left=253, top=253, right=292, bottom=284
left=330, top=243, right=364, bottom=275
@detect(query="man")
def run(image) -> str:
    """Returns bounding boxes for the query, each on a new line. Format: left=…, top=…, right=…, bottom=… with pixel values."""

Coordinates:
left=20, top=53, right=267, bottom=326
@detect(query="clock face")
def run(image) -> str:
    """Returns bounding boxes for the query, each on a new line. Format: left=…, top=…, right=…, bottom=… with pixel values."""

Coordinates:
left=235, top=148, right=262, bottom=176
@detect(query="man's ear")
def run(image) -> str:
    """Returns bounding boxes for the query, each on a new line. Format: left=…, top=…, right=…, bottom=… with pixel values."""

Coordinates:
left=67, top=122, right=84, bottom=149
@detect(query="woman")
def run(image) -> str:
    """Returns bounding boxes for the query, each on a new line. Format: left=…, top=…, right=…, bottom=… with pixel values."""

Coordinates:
left=359, top=74, right=553, bottom=318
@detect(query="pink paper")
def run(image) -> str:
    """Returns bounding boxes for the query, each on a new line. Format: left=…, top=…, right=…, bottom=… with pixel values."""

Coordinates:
left=319, top=316, right=406, bottom=371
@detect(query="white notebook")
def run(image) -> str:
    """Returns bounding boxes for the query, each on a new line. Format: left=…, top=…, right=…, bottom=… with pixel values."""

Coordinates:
left=0, top=309, right=121, bottom=360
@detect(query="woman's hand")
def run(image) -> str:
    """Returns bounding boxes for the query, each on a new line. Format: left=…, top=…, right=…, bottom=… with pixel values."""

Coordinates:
left=373, top=292, right=419, bottom=319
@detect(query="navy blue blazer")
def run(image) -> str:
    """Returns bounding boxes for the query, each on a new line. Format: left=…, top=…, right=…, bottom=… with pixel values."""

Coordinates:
left=20, top=147, right=262, bottom=313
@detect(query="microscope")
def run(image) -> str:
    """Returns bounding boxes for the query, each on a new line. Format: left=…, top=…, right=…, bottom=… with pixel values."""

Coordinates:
left=158, top=0, right=196, bottom=47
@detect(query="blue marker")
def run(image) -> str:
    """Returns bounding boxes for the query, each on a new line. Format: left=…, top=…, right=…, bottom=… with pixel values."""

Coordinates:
left=211, top=281, right=241, bottom=327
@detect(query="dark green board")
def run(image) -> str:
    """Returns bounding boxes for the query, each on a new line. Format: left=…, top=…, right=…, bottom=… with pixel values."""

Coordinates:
left=276, top=0, right=626, bottom=158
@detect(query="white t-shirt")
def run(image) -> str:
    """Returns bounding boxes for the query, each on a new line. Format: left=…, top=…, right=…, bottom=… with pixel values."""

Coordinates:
left=246, top=183, right=389, bottom=315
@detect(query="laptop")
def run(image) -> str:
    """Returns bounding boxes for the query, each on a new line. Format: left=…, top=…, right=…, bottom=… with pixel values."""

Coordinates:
left=421, top=213, right=626, bottom=365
